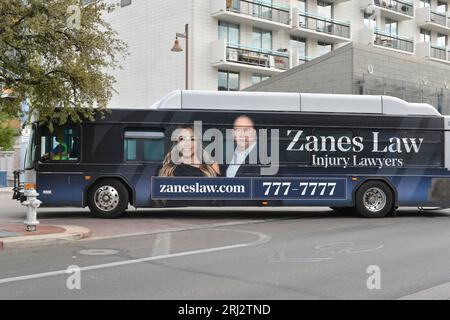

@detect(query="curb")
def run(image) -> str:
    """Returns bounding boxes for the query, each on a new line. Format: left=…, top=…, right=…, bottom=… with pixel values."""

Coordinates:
left=0, top=225, right=91, bottom=252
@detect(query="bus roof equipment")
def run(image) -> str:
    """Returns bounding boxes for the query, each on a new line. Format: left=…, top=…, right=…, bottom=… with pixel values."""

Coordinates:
left=149, top=90, right=441, bottom=117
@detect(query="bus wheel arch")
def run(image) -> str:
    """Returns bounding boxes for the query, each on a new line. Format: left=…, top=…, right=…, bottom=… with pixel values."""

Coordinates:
left=353, top=179, right=397, bottom=218
left=84, top=176, right=134, bottom=207
left=85, top=177, right=133, bottom=218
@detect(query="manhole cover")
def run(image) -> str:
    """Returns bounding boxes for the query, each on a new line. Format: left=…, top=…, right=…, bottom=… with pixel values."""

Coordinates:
left=78, top=249, right=120, bottom=256
left=0, top=230, right=21, bottom=238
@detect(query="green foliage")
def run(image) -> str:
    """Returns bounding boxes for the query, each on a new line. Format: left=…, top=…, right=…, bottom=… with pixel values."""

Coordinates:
left=0, top=0, right=128, bottom=127
left=0, top=112, right=19, bottom=151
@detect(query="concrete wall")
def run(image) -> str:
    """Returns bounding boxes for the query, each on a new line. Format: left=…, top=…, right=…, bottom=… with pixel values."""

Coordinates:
left=352, top=43, right=450, bottom=91
left=246, top=43, right=354, bottom=93
left=104, top=0, right=194, bottom=107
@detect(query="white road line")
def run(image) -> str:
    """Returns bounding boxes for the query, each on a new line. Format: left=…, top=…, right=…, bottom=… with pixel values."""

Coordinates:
left=0, top=229, right=270, bottom=285
left=398, top=282, right=450, bottom=300
left=151, top=232, right=172, bottom=256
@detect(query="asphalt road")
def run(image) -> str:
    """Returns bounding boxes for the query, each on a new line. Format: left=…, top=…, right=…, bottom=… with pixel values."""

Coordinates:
left=1, top=193, right=450, bottom=299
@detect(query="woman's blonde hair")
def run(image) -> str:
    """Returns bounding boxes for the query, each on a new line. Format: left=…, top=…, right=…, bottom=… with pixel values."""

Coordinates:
left=159, top=126, right=217, bottom=177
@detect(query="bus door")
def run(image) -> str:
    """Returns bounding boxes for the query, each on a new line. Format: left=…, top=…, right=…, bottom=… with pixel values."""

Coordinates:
left=36, top=125, right=83, bottom=206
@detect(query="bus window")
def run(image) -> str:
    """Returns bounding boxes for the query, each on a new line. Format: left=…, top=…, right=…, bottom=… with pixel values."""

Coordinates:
left=124, top=131, right=165, bottom=162
left=40, top=126, right=80, bottom=162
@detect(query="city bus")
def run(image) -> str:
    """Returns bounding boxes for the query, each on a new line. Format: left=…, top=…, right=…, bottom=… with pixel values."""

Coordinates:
left=13, top=90, right=450, bottom=218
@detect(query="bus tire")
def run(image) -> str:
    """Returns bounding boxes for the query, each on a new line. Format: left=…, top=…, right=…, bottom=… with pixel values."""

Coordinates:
left=87, top=179, right=129, bottom=218
left=355, top=181, right=394, bottom=218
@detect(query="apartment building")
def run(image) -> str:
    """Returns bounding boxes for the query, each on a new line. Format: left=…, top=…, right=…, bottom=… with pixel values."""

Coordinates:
left=104, top=0, right=450, bottom=107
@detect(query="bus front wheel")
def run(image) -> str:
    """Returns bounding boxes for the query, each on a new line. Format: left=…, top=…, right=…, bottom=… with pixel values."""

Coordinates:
left=355, top=181, right=394, bottom=218
left=87, top=179, right=129, bottom=218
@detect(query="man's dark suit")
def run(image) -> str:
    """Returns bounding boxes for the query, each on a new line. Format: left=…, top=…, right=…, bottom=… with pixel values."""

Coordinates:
left=220, top=145, right=265, bottom=207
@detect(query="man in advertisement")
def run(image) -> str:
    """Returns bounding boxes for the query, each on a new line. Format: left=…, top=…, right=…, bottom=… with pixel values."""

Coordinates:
left=223, top=115, right=260, bottom=178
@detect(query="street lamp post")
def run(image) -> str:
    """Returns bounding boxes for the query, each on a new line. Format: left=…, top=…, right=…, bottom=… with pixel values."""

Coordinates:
left=171, top=24, right=189, bottom=90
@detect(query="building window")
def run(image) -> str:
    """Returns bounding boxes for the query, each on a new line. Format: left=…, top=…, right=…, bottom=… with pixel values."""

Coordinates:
left=253, top=0, right=273, bottom=20
left=317, top=0, right=333, bottom=18
left=317, top=0, right=333, bottom=32
left=218, top=70, right=240, bottom=91
left=437, top=1, right=447, bottom=13
left=420, top=29, right=431, bottom=42
left=124, top=131, right=165, bottom=162
left=363, top=13, right=376, bottom=28
left=252, top=27, right=272, bottom=50
left=252, top=74, right=271, bottom=85
left=298, top=0, right=307, bottom=24
left=219, top=21, right=240, bottom=44
left=437, top=33, right=447, bottom=47
left=317, top=41, right=332, bottom=56
left=419, top=0, right=430, bottom=8
left=120, top=0, right=132, bottom=7
left=289, top=36, right=307, bottom=59
left=385, top=18, right=398, bottom=35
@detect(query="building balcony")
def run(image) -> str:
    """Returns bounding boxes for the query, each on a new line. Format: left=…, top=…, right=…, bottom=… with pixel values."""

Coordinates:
left=360, top=0, right=414, bottom=21
left=373, top=28, right=414, bottom=53
left=211, top=0, right=291, bottom=30
left=358, top=27, right=414, bottom=53
left=416, top=7, right=450, bottom=34
left=210, top=39, right=290, bottom=75
left=416, top=41, right=450, bottom=64
left=289, top=8, right=351, bottom=43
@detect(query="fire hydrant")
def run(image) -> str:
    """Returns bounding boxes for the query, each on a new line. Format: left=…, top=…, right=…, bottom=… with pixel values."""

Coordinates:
left=22, top=189, right=41, bottom=232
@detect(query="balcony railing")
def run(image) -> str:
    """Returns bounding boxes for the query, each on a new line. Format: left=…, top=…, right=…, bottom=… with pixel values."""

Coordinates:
left=298, top=12, right=351, bottom=38
left=373, top=29, right=414, bottom=52
left=227, top=0, right=291, bottom=25
left=373, top=0, right=414, bottom=17
left=431, top=45, right=447, bottom=60
left=226, top=43, right=290, bottom=70
left=430, top=10, right=447, bottom=27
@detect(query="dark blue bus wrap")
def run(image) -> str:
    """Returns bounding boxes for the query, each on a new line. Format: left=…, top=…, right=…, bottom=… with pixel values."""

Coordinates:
left=15, top=91, right=450, bottom=218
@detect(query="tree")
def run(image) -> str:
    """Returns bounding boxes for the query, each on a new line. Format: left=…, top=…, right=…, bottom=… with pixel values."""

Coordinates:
left=0, top=110, right=19, bottom=151
left=0, top=0, right=127, bottom=128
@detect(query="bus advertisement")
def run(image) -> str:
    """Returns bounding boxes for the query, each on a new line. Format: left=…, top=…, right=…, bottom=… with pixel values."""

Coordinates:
left=13, top=90, right=450, bottom=219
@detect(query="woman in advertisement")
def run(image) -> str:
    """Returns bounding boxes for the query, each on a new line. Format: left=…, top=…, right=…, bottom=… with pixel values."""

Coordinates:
left=157, top=126, right=220, bottom=207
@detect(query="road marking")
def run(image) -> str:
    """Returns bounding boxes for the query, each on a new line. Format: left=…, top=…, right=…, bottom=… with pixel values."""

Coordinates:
left=315, top=242, right=384, bottom=254
left=398, top=282, right=450, bottom=300
left=78, top=249, right=120, bottom=256
left=151, top=232, right=172, bottom=256
left=268, top=250, right=333, bottom=263
left=0, top=229, right=270, bottom=285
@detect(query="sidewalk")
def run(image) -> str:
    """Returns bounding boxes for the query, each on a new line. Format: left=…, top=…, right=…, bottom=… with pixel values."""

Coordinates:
left=0, top=187, right=13, bottom=194
left=0, top=223, right=91, bottom=251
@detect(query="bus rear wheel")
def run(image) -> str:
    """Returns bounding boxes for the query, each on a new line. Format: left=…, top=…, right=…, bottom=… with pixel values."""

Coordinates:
left=87, top=179, right=129, bottom=218
left=355, top=181, right=394, bottom=218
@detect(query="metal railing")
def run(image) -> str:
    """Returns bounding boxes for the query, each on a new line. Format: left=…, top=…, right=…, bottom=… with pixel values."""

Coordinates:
left=373, top=29, right=414, bottom=52
left=430, top=10, right=447, bottom=27
left=226, top=43, right=290, bottom=70
left=431, top=45, right=446, bottom=60
left=298, top=11, right=350, bottom=38
left=373, top=0, right=414, bottom=17
left=227, top=0, right=291, bottom=25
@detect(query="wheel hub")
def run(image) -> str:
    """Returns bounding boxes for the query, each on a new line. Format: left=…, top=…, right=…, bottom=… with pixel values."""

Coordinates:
left=94, top=186, right=120, bottom=212
left=363, top=187, right=386, bottom=213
